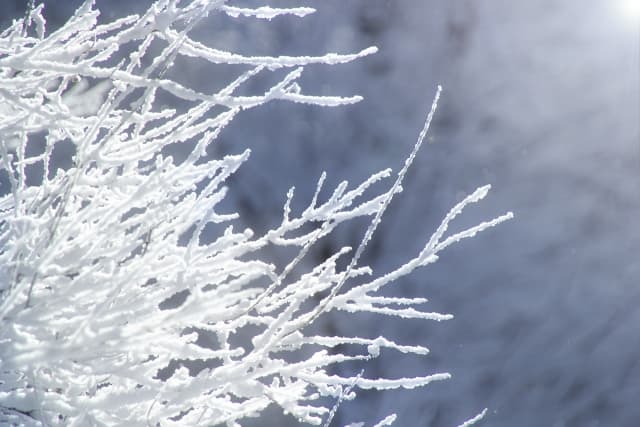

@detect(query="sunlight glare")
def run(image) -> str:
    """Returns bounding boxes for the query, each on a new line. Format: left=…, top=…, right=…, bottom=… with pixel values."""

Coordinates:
left=618, top=0, right=640, bottom=22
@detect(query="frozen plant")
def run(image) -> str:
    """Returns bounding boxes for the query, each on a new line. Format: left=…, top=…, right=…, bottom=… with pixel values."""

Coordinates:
left=0, top=1, right=512, bottom=426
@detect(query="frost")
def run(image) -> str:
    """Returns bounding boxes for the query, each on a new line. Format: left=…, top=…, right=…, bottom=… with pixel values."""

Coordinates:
left=222, top=6, right=316, bottom=20
left=457, top=408, right=488, bottom=427
left=373, top=414, right=398, bottom=427
left=0, top=1, right=511, bottom=426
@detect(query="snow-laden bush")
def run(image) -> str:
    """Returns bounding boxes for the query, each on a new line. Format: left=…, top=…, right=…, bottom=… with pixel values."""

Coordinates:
left=0, top=1, right=512, bottom=426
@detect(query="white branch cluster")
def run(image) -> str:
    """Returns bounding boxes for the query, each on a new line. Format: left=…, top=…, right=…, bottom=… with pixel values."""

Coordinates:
left=0, top=1, right=512, bottom=426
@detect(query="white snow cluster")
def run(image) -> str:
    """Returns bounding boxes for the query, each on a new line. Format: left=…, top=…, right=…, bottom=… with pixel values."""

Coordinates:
left=0, top=1, right=511, bottom=426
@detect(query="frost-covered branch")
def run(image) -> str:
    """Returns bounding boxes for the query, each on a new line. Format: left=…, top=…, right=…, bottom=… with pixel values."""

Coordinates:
left=0, top=1, right=511, bottom=426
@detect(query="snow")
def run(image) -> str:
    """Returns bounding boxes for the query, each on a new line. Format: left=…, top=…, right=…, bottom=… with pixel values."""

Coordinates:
left=0, top=1, right=638, bottom=426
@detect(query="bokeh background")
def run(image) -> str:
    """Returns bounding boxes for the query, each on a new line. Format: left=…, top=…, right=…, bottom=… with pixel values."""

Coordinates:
left=2, top=1, right=639, bottom=426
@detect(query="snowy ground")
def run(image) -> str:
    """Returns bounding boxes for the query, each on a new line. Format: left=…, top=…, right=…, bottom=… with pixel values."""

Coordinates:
left=2, top=1, right=639, bottom=426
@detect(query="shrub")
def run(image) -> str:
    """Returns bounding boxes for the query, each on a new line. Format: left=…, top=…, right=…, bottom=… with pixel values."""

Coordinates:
left=0, top=1, right=512, bottom=426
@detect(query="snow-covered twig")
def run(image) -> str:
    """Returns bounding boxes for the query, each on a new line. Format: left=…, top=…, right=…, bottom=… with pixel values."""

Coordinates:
left=0, top=2, right=511, bottom=426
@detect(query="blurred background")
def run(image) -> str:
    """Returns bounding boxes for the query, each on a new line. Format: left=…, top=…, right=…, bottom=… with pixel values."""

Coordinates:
left=2, top=1, right=639, bottom=426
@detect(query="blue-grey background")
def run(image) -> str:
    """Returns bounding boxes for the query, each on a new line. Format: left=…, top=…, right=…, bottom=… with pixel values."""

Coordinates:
left=2, top=1, right=639, bottom=426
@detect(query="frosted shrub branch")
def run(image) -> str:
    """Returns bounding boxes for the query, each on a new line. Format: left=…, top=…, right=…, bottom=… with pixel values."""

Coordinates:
left=0, top=2, right=512, bottom=426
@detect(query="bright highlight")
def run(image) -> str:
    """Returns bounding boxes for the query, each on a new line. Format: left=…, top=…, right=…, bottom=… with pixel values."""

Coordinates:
left=618, top=0, right=640, bottom=21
